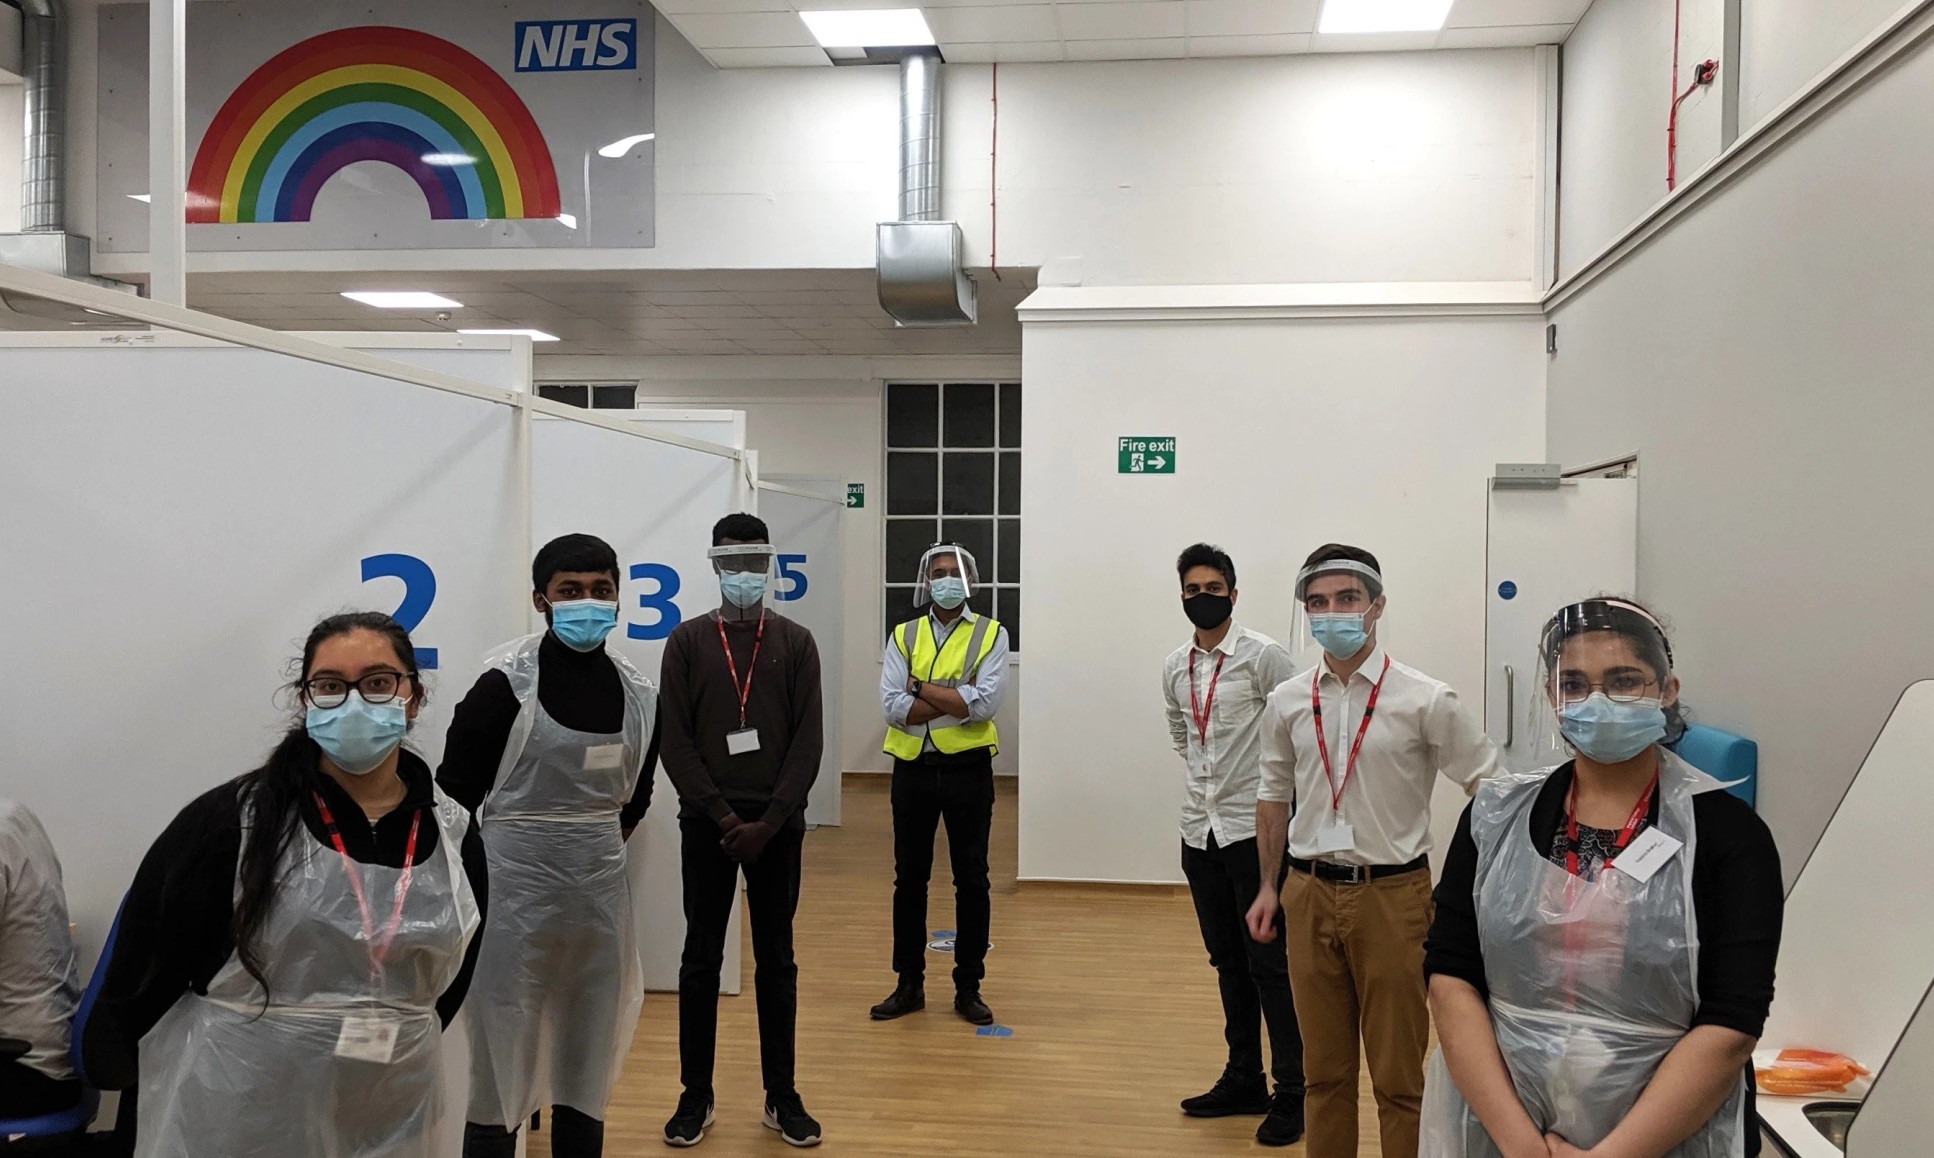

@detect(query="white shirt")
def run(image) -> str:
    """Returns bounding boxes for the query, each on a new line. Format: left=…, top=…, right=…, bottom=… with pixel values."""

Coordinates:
left=1163, top=622, right=1298, bottom=850
left=0, top=798, right=81, bottom=1082
left=1257, top=645, right=1499, bottom=866
left=880, top=607, right=1012, bottom=753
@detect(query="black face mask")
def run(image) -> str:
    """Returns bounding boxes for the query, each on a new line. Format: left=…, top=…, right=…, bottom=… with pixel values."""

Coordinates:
left=1183, top=593, right=1233, bottom=631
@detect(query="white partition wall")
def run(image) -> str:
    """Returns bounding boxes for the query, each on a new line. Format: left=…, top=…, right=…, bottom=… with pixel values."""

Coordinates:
left=756, top=479, right=846, bottom=828
left=528, top=414, right=745, bottom=993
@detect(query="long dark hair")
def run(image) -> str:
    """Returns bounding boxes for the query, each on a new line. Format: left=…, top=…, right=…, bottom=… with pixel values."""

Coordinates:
left=230, top=612, right=423, bottom=998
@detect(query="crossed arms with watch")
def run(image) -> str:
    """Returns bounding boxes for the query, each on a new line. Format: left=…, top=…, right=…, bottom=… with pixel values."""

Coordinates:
left=903, top=676, right=973, bottom=724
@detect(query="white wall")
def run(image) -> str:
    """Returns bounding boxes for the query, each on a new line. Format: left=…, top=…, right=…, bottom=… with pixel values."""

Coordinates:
left=1557, top=0, right=1725, bottom=277
left=0, top=81, right=20, bottom=233
left=1017, top=306, right=1546, bottom=884
left=1741, top=0, right=1912, bottom=129
left=1545, top=23, right=1934, bottom=880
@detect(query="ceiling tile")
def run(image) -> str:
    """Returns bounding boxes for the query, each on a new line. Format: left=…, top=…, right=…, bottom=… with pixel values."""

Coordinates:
left=946, top=39, right=1069, bottom=61
left=1059, top=1, right=1185, bottom=40
left=1445, top=0, right=1592, bottom=30
left=1310, top=30, right=1442, bottom=52
left=666, top=11, right=814, bottom=48
left=1435, top=22, right=1572, bottom=47
left=1186, top=0, right=1319, bottom=37
left=1066, top=36, right=1185, bottom=59
left=703, top=46, right=834, bottom=66
left=655, top=0, right=790, bottom=12
left=1189, top=32, right=1312, bottom=56
left=927, top=5, right=1059, bottom=41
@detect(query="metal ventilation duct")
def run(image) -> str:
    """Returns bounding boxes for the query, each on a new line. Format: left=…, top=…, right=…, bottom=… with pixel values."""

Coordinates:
left=877, top=49, right=976, bottom=327
left=19, top=0, right=64, bottom=233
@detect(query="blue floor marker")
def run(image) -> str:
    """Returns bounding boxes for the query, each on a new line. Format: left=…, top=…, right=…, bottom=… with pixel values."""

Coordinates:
left=976, top=1025, right=1014, bottom=1038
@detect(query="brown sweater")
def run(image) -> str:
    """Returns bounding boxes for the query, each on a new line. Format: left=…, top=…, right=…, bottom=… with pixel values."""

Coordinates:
left=658, top=607, right=824, bottom=830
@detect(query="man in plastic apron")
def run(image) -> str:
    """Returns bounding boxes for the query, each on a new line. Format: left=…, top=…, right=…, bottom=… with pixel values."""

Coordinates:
left=137, top=790, right=480, bottom=1157
left=459, top=620, right=657, bottom=1157
left=1419, top=752, right=1747, bottom=1157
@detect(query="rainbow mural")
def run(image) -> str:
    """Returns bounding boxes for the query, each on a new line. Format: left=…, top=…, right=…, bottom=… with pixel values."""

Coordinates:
left=187, top=26, right=561, bottom=224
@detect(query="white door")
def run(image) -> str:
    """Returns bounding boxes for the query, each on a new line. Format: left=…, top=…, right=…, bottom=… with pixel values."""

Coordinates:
left=1485, top=477, right=1638, bottom=774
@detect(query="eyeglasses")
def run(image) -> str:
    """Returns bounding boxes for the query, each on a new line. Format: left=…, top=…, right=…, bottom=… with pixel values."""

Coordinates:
left=303, top=671, right=411, bottom=709
left=1554, top=674, right=1657, bottom=704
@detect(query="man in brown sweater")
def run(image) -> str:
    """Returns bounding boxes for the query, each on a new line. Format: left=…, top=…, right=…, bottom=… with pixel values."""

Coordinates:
left=658, top=513, right=825, bottom=1150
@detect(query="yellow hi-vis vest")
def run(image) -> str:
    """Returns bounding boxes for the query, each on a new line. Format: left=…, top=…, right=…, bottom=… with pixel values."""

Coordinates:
left=883, top=613, right=1003, bottom=760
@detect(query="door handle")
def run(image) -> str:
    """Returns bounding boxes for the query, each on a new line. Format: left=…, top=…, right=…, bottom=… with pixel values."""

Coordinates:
left=1503, top=665, right=1516, bottom=748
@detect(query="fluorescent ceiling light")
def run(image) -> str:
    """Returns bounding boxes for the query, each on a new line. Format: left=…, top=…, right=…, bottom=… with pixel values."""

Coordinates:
left=799, top=8, right=935, bottom=48
left=421, top=152, right=477, bottom=167
left=1317, top=0, right=1454, bottom=34
left=341, top=291, right=463, bottom=309
left=128, top=193, right=152, bottom=203
left=597, top=133, right=655, bottom=159
left=459, top=328, right=560, bottom=342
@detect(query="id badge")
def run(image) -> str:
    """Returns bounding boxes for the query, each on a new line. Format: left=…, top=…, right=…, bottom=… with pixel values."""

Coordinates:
left=1610, top=827, right=1683, bottom=883
left=1311, top=818, right=1355, bottom=855
left=335, top=1014, right=399, bottom=1064
left=726, top=728, right=762, bottom=756
left=583, top=743, right=625, bottom=771
left=1190, top=752, right=1215, bottom=782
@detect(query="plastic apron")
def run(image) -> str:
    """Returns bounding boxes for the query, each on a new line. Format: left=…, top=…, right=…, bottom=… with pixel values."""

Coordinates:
left=136, top=787, right=481, bottom=1158
left=465, top=633, right=657, bottom=1127
left=1420, top=751, right=1747, bottom=1158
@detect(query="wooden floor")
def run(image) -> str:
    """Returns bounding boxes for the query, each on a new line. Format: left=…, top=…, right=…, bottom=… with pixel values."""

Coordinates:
left=533, top=773, right=1385, bottom=1157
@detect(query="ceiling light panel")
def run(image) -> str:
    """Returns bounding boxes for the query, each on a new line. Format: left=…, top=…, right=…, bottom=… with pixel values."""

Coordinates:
left=341, top=291, right=463, bottom=309
left=799, top=9, right=936, bottom=48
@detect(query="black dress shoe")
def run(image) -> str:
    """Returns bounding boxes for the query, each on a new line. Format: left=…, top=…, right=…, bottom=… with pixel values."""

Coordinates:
left=1255, top=1086, right=1305, bottom=1146
left=870, top=982, right=925, bottom=1020
left=1180, top=1071, right=1270, bottom=1118
left=954, top=992, right=994, bottom=1026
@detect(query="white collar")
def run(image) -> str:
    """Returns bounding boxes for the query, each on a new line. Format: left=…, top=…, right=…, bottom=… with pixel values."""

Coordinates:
left=1319, top=643, right=1389, bottom=685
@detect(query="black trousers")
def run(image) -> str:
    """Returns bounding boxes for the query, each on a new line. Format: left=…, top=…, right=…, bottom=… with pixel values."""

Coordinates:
left=678, top=815, right=804, bottom=1098
left=1180, top=834, right=1306, bottom=1092
left=461, top=1106, right=604, bottom=1158
left=890, top=749, right=995, bottom=992
left=0, top=1060, right=85, bottom=1154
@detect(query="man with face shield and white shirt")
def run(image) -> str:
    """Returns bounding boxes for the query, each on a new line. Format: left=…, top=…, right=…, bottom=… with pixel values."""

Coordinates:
left=658, top=513, right=825, bottom=1149
left=1247, top=543, right=1500, bottom=1158
left=870, top=543, right=1010, bottom=1029
left=439, top=533, right=659, bottom=1158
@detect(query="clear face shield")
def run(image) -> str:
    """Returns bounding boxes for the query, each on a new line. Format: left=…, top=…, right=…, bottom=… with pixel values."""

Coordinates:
left=913, top=543, right=979, bottom=611
left=709, top=542, right=778, bottom=611
left=1526, top=599, right=1680, bottom=767
left=1290, top=558, right=1386, bottom=664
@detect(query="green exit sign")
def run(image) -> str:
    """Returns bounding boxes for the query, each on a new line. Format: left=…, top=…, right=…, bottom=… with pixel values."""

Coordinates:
left=846, top=482, right=865, bottom=508
left=1118, top=436, right=1176, bottom=474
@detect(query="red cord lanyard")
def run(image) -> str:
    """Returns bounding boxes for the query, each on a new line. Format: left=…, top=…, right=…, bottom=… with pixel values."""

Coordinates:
left=313, top=794, right=420, bottom=977
left=1563, top=773, right=1658, bottom=880
left=715, top=608, right=767, bottom=729
left=1188, top=649, right=1227, bottom=748
left=1311, top=656, right=1390, bottom=812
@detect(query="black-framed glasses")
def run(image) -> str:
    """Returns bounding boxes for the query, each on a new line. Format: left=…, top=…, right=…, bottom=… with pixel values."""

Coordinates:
left=303, top=671, right=411, bottom=709
left=1555, top=673, right=1657, bottom=704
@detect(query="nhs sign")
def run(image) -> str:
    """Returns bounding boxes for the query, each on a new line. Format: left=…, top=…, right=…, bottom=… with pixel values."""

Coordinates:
left=514, top=19, right=639, bottom=72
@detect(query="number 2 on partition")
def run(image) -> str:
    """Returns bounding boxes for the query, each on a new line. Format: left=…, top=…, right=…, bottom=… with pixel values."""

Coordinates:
left=360, top=554, right=439, bottom=669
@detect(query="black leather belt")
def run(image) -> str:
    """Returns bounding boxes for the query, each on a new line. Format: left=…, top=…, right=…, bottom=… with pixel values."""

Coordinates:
left=1287, top=854, right=1428, bottom=884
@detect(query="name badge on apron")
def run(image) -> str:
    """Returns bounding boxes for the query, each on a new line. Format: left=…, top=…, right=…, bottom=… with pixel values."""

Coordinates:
left=583, top=744, right=625, bottom=771
left=726, top=728, right=762, bottom=756
left=335, top=1014, right=399, bottom=1064
left=1311, top=818, right=1355, bottom=855
left=1610, top=827, right=1683, bottom=883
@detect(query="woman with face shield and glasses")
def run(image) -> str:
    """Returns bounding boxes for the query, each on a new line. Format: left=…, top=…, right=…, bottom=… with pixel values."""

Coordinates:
left=82, top=611, right=486, bottom=1157
left=1420, top=599, right=1783, bottom=1158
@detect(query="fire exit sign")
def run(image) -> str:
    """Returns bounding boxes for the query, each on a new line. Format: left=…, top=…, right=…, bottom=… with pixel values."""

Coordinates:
left=1118, top=436, right=1176, bottom=474
left=846, top=482, right=865, bottom=508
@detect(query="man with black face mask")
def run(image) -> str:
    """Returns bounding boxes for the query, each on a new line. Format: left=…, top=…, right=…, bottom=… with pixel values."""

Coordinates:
left=1162, top=543, right=1306, bottom=1147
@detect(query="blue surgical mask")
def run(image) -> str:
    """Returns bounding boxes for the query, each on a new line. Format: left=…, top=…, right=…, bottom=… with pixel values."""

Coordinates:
left=1309, top=612, right=1369, bottom=659
left=306, top=693, right=410, bottom=776
left=548, top=599, right=618, bottom=652
left=930, top=576, right=969, bottom=610
left=1560, top=693, right=1667, bottom=764
left=720, top=571, right=768, bottom=609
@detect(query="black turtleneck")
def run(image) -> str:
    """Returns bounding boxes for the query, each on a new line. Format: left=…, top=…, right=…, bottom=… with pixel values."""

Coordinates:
left=435, top=631, right=660, bottom=827
left=82, top=750, right=489, bottom=1092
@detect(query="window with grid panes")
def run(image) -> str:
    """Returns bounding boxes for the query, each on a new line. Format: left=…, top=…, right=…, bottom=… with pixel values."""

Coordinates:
left=535, top=381, right=639, bottom=409
left=884, top=382, right=1021, bottom=651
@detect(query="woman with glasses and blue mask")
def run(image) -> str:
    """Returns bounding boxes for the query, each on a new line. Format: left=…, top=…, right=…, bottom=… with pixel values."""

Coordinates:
left=438, top=533, right=659, bottom=1158
left=83, top=611, right=485, bottom=1157
left=1421, top=599, right=1783, bottom=1158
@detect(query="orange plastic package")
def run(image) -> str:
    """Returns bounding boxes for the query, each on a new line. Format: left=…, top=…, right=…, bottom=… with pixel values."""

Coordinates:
left=1755, top=1049, right=1870, bottom=1097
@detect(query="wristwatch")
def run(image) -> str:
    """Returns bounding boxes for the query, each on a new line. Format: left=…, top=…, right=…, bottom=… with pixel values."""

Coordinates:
left=910, top=678, right=925, bottom=697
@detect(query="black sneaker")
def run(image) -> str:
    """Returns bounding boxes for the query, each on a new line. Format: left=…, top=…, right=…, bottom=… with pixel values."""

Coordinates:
left=954, top=992, right=994, bottom=1026
left=1255, top=1087, right=1306, bottom=1146
left=1180, top=1071, right=1270, bottom=1118
left=663, top=1092, right=714, bottom=1147
left=870, top=982, right=925, bottom=1020
left=762, top=1092, right=823, bottom=1148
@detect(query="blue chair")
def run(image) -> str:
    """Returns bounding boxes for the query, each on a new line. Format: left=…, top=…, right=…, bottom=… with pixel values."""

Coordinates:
left=1670, top=723, right=1759, bottom=808
left=0, top=899, right=125, bottom=1147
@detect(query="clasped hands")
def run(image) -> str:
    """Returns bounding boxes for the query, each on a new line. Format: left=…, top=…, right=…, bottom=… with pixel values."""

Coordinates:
left=717, top=812, right=776, bottom=863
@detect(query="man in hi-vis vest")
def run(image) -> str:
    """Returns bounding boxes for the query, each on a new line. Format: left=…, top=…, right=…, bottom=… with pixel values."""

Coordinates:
left=870, top=543, right=1011, bottom=1028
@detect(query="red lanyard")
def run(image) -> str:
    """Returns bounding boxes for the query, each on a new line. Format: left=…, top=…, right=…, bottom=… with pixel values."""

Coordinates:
left=1563, top=772, right=1658, bottom=879
left=1188, top=649, right=1227, bottom=748
left=1311, top=656, right=1390, bottom=811
left=313, top=793, right=420, bottom=977
left=715, top=609, right=767, bottom=729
